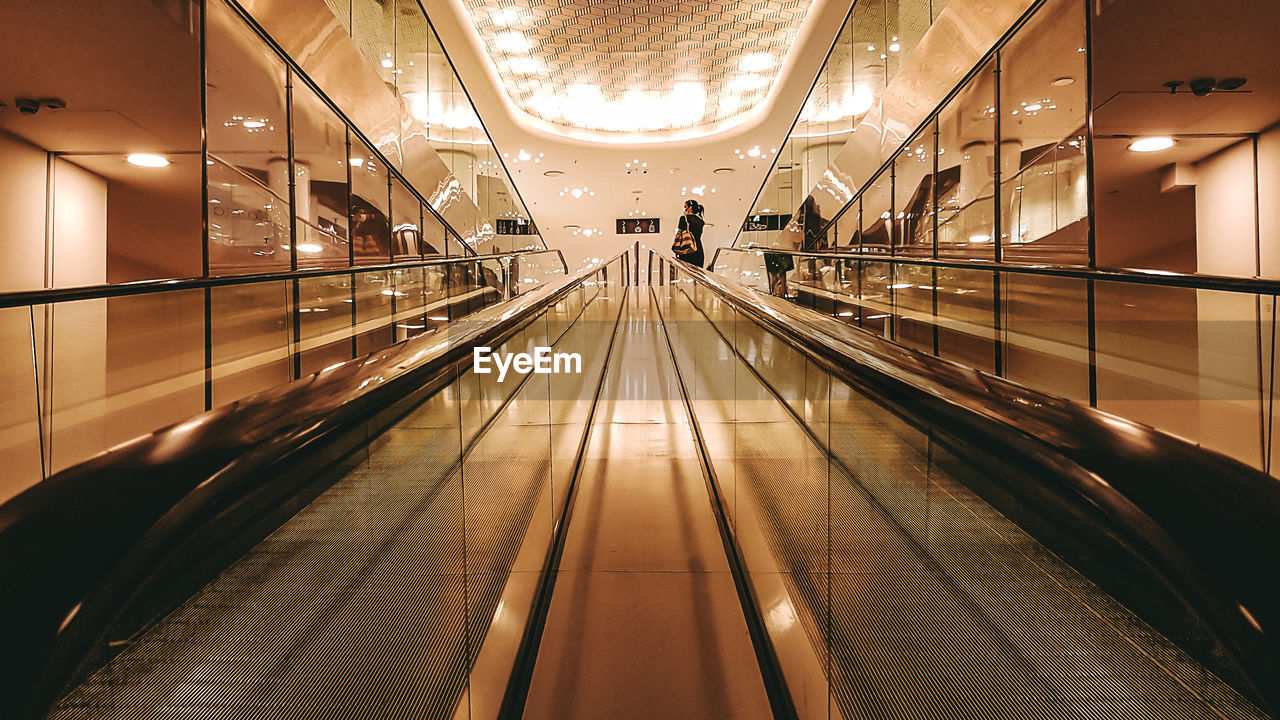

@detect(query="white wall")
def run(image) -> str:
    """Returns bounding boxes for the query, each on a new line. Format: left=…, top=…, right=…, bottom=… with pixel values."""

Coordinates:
left=1196, top=139, right=1258, bottom=276
left=52, top=158, right=108, bottom=286
left=1193, top=137, right=1266, bottom=467
left=0, top=130, right=49, bottom=292
left=1257, top=124, right=1280, bottom=278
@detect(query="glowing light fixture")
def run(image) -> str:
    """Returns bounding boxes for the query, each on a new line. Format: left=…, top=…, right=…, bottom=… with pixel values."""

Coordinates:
left=127, top=153, right=169, bottom=168
left=296, top=242, right=324, bottom=253
left=739, top=52, right=773, bottom=73
left=490, top=7, right=524, bottom=26
left=1128, top=137, right=1175, bottom=152
left=349, top=157, right=364, bottom=167
left=968, top=234, right=992, bottom=243
left=242, top=119, right=266, bottom=129
left=494, top=31, right=530, bottom=54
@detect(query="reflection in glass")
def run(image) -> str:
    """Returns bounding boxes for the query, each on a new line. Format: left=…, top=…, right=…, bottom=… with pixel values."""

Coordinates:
left=211, top=281, right=292, bottom=405
left=936, top=58, right=996, bottom=259
left=999, top=0, right=1088, bottom=264
left=354, top=270, right=394, bottom=355
left=350, top=139, right=391, bottom=265
left=1001, top=273, right=1088, bottom=402
left=935, top=267, right=995, bottom=373
left=893, top=263, right=935, bottom=352
left=861, top=170, right=893, bottom=252
left=391, top=175, right=423, bottom=261
left=421, top=209, right=446, bottom=257
left=859, top=261, right=892, bottom=337
left=296, top=274, right=355, bottom=376
left=0, top=307, right=43, bottom=501
left=352, top=0, right=395, bottom=87
left=835, top=198, right=861, bottom=251
left=292, top=81, right=351, bottom=269
left=206, top=160, right=291, bottom=275
left=894, top=127, right=935, bottom=256
left=206, top=0, right=290, bottom=274
left=51, top=292, right=204, bottom=474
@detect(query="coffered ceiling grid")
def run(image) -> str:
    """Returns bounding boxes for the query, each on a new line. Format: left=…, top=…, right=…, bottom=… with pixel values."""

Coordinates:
left=459, top=0, right=816, bottom=136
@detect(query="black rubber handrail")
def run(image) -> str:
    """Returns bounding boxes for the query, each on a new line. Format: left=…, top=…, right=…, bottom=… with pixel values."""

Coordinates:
left=0, top=249, right=569, bottom=308
left=662, top=250, right=1280, bottom=715
left=714, top=245, right=1280, bottom=295
left=0, top=252, right=621, bottom=720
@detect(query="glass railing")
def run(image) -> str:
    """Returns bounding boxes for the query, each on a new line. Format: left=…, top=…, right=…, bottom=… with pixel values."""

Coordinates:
left=712, top=245, right=1280, bottom=476
left=658, top=254, right=1279, bottom=718
left=1, top=252, right=627, bottom=720
left=0, top=250, right=568, bottom=504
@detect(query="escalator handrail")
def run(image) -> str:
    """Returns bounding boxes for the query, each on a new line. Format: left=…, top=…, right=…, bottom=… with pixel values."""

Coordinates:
left=0, top=248, right=567, bottom=308
left=0, top=252, right=620, bottom=719
left=712, top=244, right=1280, bottom=295
left=664, top=251, right=1280, bottom=713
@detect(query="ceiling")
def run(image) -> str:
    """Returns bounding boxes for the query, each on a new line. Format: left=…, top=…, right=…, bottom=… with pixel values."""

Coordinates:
left=456, top=0, right=815, bottom=142
left=431, top=0, right=850, bottom=269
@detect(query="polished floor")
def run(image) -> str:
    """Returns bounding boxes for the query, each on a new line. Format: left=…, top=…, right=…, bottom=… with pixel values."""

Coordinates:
left=522, top=289, right=770, bottom=720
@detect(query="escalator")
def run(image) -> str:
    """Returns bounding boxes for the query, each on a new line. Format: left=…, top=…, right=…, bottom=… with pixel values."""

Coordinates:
left=2, top=250, right=1277, bottom=720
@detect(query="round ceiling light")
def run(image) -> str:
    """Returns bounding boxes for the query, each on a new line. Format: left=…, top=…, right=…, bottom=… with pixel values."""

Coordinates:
left=543, top=170, right=564, bottom=177
left=1052, top=76, right=1076, bottom=86
left=562, top=224, right=580, bottom=230
left=126, top=153, right=170, bottom=168
left=1128, top=137, right=1176, bottom=152
left=714, top=167, right=735, bottom=174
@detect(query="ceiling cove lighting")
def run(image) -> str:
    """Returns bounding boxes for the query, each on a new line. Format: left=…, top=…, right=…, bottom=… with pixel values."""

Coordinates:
left=126, top=153, right=170, bottom=168
left=458, top=2, right=812, bottom=139
left=1128, top=137, right=1176, bottom=152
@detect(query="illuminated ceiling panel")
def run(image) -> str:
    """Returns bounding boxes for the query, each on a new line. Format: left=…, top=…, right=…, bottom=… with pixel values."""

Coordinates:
left=458, top=0, right=815, bottom=140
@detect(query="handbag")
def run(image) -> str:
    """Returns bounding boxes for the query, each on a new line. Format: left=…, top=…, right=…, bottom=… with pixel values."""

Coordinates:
left=672, top=228, right=696, bottom=255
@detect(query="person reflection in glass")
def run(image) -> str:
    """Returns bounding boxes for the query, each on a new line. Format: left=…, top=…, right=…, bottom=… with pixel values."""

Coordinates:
left=351, top=203, right=389, bottom=259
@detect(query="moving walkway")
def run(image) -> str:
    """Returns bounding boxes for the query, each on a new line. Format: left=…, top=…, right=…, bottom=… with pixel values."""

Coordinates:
left=1, top=249, right=1276, bottom=720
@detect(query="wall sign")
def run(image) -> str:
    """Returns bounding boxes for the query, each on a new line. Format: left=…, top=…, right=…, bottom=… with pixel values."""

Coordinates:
left=616, top=218, right=660, bottom=234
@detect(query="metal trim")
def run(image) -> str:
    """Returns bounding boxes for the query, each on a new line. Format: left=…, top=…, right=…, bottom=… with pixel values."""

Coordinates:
left=0, top=250, right=565, bottom=308
left=713, top=246, right=1280, bottom=295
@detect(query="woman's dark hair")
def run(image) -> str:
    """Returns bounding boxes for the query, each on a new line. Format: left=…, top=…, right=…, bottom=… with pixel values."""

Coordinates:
left=684, top=199, right=704, bottom=216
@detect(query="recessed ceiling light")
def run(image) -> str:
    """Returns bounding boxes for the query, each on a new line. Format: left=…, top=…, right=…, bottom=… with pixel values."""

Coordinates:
left=1052, top=76, right=1076, bottom=86
left=494, top=31, right=530, bottom=54
left=563, top=224, right=580, bottom=229
left=714, top=167, right=735, bottom=174
left=631, top=189, right=643, bottom=194
left=1128, top=137, right=1175, bottom=152
left=126, top=153, right=169, bottom=168
left=543, top=170, right=564, bottom=177
left=739, top=52, right=773, bottom=73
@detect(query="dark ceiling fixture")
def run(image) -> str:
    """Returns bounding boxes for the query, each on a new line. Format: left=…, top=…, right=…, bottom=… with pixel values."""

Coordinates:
left=10, top=97, right=66, bottom=115
left=1162, top=78, right=1247, bottom=95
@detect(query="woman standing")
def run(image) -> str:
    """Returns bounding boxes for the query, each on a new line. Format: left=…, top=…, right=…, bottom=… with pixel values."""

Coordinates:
left=675, top=199, right=706, bottom=268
